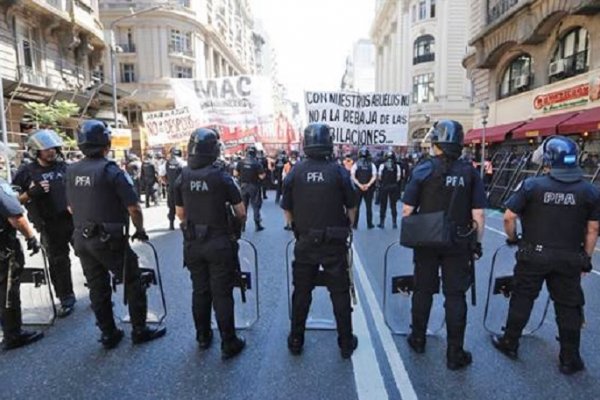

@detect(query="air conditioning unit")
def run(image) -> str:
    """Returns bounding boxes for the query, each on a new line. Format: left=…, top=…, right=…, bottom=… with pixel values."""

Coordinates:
left=514, top=74, right=530, bottom=89
left=549, top=59, right=566, bottom=77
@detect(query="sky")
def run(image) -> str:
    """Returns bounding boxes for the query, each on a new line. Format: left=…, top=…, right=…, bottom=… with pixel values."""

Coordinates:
left=251, top=0, right=376, bottom=104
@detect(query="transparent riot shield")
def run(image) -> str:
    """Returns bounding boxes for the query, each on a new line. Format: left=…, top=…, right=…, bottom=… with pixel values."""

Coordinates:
left=383, top=242, right=445, bottom=335
left=114, top=241, right=167, bottom=326
left=18, top=240, right=57, bottom=327
left=483, top=245, right=550, bottom=336
left=286, top=239, right=336, bottom=330
left=211, top=238, right=259, bottom=330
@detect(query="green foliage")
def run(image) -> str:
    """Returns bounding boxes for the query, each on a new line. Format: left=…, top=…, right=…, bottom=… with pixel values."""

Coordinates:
left=24, top=101, right=80, bottom=148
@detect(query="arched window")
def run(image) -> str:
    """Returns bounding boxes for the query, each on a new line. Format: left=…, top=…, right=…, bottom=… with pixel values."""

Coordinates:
left=413, top=35, right=435, bottom=65
left=499, top=54, right=532, bottom=99
left=549, top=27, right=589, bottom=82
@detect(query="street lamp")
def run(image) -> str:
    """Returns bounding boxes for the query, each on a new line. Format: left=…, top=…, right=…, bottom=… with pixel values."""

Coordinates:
left=110, top=6, right=166, bottom=129
left=480, top=102, right=489, bottom=179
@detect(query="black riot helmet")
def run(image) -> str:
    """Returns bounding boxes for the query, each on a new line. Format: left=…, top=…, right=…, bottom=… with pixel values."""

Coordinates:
left=188, top=128, right=220, bottom=169
left=77, top=120, right=111, bottom=157
left=170, top=147, right=183, bottom=157
left=303, top=123, right=333, bottom=159
left=246, top=145, right=257, bottom=157
left=27, top=129, right=63, bottom=159
left=385, top=150, right=396, bottom=162
left=543, top=136, right=579, bottom=169
left=427, top=120, right=464, bottom=158
left=358, top=146, right=370, bottom=159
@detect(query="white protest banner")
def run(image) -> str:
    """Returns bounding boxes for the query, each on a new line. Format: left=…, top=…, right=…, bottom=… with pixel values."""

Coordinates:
left=142, top=107, right=195, bottom=146
left=304, top=91, right=410, bottom=146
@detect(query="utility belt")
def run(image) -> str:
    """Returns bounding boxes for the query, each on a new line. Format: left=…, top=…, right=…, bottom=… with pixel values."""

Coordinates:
left=517, top=241, right=588, bottom=268
left=77, top=222, right=126, bottom=243
left=297, top=227, right=350, bottom=246
left=181, top=222, right=227, bottom=242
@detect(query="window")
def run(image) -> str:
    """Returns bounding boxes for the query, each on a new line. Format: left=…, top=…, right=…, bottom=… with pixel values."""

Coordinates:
left=499, top=54, right=532, bottom=99
left=549, top=27, right=589, bottom=82
left=418, top=0, right=426, bottom=20
left=412, top=73, right=435, bottom=104
left=169, top=29, right=193, bottom=56
left=172, top=65, right=193, bottom=78
left=411, top=5, right=416, bottom=22
left=93, top=65, right=104, bottom=83
left=120, top=63, right=135, bottom=83
left=413, top=35, right=435, bottom=64
left=430, top=0, right=436, bottom=18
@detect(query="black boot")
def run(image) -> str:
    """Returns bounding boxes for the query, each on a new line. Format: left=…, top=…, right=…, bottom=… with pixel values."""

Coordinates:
left=559, top=330, right=585, bottom=375
left=491, top=335, right=519, bottom=359
left=392, top=220, right=398, bottom=229
left=255, top=222, right=265, bottom=232
left=377, top=220, right=385, bottom=229
left=407, top=333, right=426, bottom=354
left=222, top=336, right=246, bottom=360
left=99, top=328, right=124, bottom=350
left=287, top=333, right=304, bottom=356
left=338, top=334, right=358, bottom=359
left=197, top=330, right=213, bottom=350
left=57, top=295, right=76, bottom=319
left=3, top=330, right=44, bottom=350
left=169, top=221, right=175, bottom=231
left=447, top=345, right=473, bottom=370
left=132, top=325, right=167, bottom=344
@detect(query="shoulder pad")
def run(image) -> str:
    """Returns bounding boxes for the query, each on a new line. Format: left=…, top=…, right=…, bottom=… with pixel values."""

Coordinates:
left=411, top=159, right=434, bottom=180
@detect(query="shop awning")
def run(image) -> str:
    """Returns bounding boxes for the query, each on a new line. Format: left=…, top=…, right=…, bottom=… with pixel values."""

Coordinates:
left=512, top=111, right=580, bottom=139
left=557, top=106, right=600, bottom=135
left=465, top=121, right=526, bottom=144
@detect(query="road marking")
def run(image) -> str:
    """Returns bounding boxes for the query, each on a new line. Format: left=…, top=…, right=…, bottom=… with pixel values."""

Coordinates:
left=352, top=287, right=389, bottom=400
left=353, top=246, right=419, bottom=400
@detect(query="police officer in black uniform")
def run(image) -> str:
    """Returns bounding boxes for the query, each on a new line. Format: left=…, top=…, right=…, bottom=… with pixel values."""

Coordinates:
left=126, top=154, right=142, bottom=198
left=281, top=123, right=358, bottom=359
left=141, top=152, right=158, bottom=208
left=377, top=150, right=401, bottom=229
left=174, top=128, right=247, bottom=359
left=235, top=146, right=266, bottom=231
left=257, top=150, right=269, bottom=200
left=164, top=147, right=185, bottom=231
left=351, top=147, right=377, bottom=229
left=402, top=120, right=486, bottom=370
left=492, top=136, right=600, bottom=375
left=13, top=130, right=76, bottom=317
left=66, top=120, right=166, bottom=349
left=0, top=143, right=43, bottom=350
left=274, top=150, right=288, bottom=204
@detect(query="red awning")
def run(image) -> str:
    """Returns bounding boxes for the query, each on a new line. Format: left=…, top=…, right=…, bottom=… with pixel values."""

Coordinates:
left=465, top=121, right=526, bottom=144
left=512, top=111, right=580, bottom=140
left=557, top=106, right=600, bottom=134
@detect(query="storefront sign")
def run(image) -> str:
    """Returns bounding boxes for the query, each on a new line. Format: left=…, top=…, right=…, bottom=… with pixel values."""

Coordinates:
left=111, top=128, right=132, bottom=150
left=534, top=84, right=589, bottom=112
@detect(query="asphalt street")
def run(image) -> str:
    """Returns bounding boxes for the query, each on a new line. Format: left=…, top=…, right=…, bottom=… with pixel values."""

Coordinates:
left=2, top=192, right=600, bottom=400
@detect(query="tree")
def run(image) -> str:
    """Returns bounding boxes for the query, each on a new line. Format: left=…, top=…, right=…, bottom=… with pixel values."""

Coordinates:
left=24, top=100, right=80, bottom=148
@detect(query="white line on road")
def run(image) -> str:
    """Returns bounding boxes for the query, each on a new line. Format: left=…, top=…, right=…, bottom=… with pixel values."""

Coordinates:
left=352, top=286, right=389, bottom=400
left=353, top=246, right=418, bottom=400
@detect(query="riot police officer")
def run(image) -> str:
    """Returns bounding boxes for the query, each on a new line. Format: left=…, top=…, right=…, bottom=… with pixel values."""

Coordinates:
left=0, top=143, right=43, bottom=350
left=274, top=150, right=288, bottom=204
left=66, top=120, right=166, bottom=349
left=174, top=128, right=247, bottom=359
left=402, top=120, right=486, bottom=370
left=126, top=154, right=142, bottom=198
left=141, top=152, right=158, bottom=208
left=281, top=123, right=358, bottom=359
left=163, top=147, right=185, bottom=231
left=377, top=150, right=401, bottom=229
left=492, top=136, right=600, bottom=375
left=12, top=130, right=76, bottom=317
left=234, top=146, right=266, bottom=231
left=351, top=147, right=377, bottom=229
left=257, top=150, right=269, bottom=200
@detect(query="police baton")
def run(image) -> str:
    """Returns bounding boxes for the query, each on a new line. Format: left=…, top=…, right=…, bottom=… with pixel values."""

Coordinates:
left=347, top=233, right=357, bottom=306
left=470, top=255, right=476, bottom=307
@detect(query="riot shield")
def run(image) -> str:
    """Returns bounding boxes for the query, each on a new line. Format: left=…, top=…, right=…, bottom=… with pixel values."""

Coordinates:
left=17, top=240, right=57, bottom=327
left=114, top=241, right=167, bottom=326
left=383, top=242, right=445, bottom=336
left=211, top=238, right=259, bottom=330
left=286, top=239, right=336, bottom=330
left=483, top=245, right=550, bottom=336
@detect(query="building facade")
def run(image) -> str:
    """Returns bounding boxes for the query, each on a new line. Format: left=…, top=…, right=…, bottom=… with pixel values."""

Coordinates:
left=371, top=0, right=473, bottom=148
left=341, top=39, right=376, bottom=93
left=464, top=0, right=600, bottom=155
left=0, top=0, right=107, bottom=144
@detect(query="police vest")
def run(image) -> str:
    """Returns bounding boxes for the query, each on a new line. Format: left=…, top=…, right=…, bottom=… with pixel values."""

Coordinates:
left=380, top=160, right=398, bottom=186
left=141, top=162, right=156, bottom=183
left=179, top=165, right=230, bottom=230
left=166, top=158, right=183, bottom=186
left=520, top=176, right=591, bottom=250
left=66, top=159, right=129, bottom=228
left=355, top=159, right=373, bottom=184
left=290, top=159, right=349, bottom=234
left=23, top=161, right=69, bottom=220
left=239, top=158, right=260, bottom=184
left=275, top=156, right=287, bottom=170
left=418, top=158, right=473, bottom=228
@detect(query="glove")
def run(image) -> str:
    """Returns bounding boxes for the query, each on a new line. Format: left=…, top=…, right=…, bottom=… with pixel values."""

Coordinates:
left=26, top=236, right=41, bottom=256
left=473, top=242, right=483, bottom=259
left=131, top=230, right=149, bottom=242
left=27, top=182, right=47, bottom=198
left=505, top=237, right=520, bottom=247
left=583, top=255, right=593, bottom=273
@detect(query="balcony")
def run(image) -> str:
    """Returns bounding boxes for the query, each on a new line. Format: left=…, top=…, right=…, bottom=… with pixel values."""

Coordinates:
left=168, top=44, right=194, bottom=58
left=45, top=0, right=65, bottom=11
left=116, top=43, right=136, bottom=53
left=413, top=53, right=435, bottom=65
left=18, top=65, right=48, bottom=87
left=487, top=0, right=522, bottom=24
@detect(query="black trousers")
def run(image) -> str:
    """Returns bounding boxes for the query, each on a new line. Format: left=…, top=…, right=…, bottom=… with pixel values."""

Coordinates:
left=379, top=185, right=398, bottom=224
left=0, top=241, right=24, bottom=338
left=291, top=241, right=353, bottom=343
left=411, top=249, right=472, bottom=347
left=167, top=188, right=176, bottom=223
left=274, top=171, right=284, bottom=203
left=40, top=213, right=74, bottom=302
left=144, top=182, right=156, bottom=207
left=73, top=232, right=147, bottom=333
left=241, top=183, right=262, bottom=224
left=354, top=188, right=374, bottom=227
left=184, top=235, right=236, bottom=341
left=504, top=259, right=584, bottom=340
